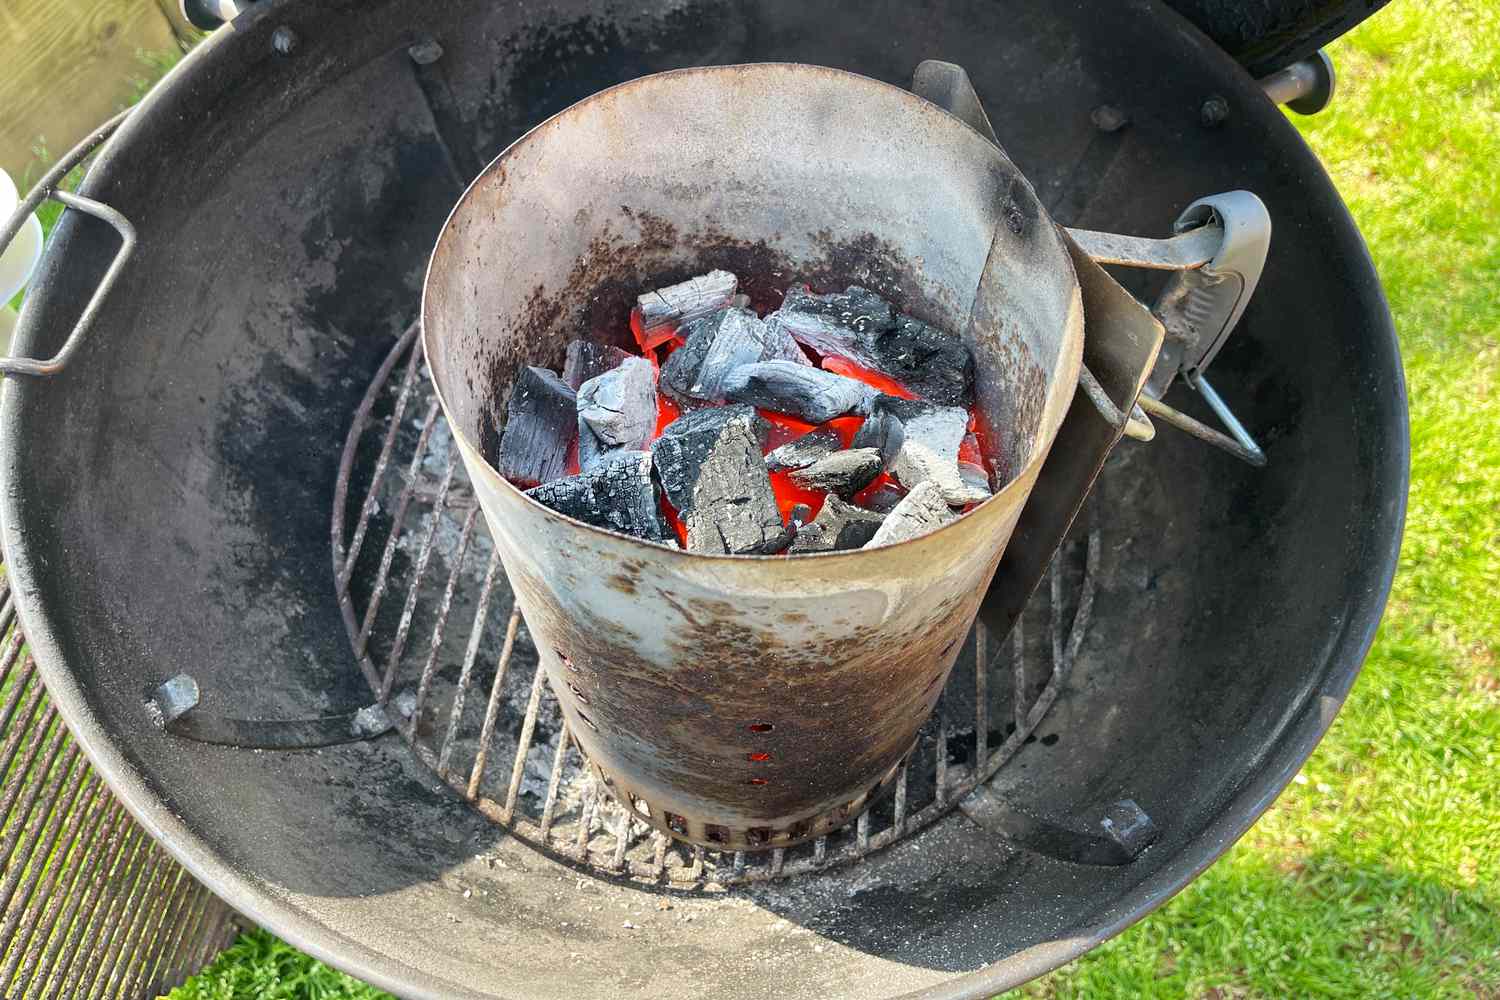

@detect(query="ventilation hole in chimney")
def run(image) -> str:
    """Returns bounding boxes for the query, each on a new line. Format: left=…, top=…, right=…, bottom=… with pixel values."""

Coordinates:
left=748, top=722, right=774, bottom=733
left=566, top=681, right=589, bottom=704
left=558, top=650, right=577, bottom=671
left=577, top=711, right=598, bottom=732
left=924, top=671, right=944, bottom=692
left=1041, top=733, right=1059, bottom=746
left=788, top=819, right=812, bottom=840
left=747, top=752, right=771, bottom=763
left=704, top=824, right=729, bottom=845
left=746, top=827, right=770, bottom=847
left=665, top=812, right=688, bottom=835
left=748, top=777, right=768, bottom=786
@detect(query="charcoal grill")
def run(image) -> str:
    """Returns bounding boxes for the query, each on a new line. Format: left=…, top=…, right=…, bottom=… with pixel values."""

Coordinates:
left=0, top=1, right=1405, bottom=998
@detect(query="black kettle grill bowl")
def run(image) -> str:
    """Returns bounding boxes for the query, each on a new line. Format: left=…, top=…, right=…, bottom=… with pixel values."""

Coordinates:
left=0, top=2, right=1405, bottom=998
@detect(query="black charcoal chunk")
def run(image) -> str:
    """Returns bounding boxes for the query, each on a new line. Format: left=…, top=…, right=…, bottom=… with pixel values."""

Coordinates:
left=650, top=405, right=768, bottom=514
left=637, top=270, right=738, bottom=339
left=858, top=481, right=908, bottom=514
left=563, top=340, right=631, bottom=391
left=577, top=356, right=657, bottom=470
left=682, top=424, right=785, bottom=555
left=790, top=495, right=886, bottom=553
left=880, top=398, right=991, bottom=505
left=774, top=285, right=973, bottom=406
left=661, top=308, right=810, bottom=404
left=864, top=481, right=956, bottom=548
left=789, top=448, right=882, bottom=497
left=722, top=361, right=876, bottom=424
left=765, top=426, right=842, bottom=472
left=777, top=285, right=895, bottom=342
left=525, top=450, right=669, bottom=542
left=851, top=407, right=905, bottom=467
left=495, top=366, right=577, bottom=486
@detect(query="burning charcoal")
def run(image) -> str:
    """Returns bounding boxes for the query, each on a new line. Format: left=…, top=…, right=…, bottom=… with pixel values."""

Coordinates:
left=865, top=481, right=956, bottom=548
left=494, top=366, right=577, bottom=486
left=525, top=450, right=670, bottom=542
left=662, top=309, right=810, bottom=405
left=774, top=285, right=973, bottom=406
left=731, top=293, right=752, bottom=309
left=881, top=398, right=991, bottom=505
left=960, top=461, right=992, bottom=497
left=650, top=405, right=768, bottom=514
left=789, top=495, right=886, bottom=553
left=722, top=361, right=876, bottom=424
left=577, top=356, right=657, bottom=470
left=858, top=481, right=908, bottom=514
left=765, top=426, right=842, bottom=472
left=851, top=407, right=904, bottom=466
left=789, top=448, right=882, bottom=497
left=636, top=270, right=738, bottom=345
left=776, top=285, right=895, bottom=345
left=563, top=340, right=631, bottom=391
left=682, top=424, right=785, bottom=555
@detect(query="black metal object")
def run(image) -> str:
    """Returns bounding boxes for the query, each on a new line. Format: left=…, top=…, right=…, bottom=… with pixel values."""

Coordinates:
left=0, top=2, right=1405, bottom=998
left=1162, top=0, right=1392, bottom=77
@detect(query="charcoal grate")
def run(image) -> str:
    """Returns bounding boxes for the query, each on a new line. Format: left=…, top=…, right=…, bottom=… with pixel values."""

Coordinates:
left=332, top=323, right=1093, bottom=888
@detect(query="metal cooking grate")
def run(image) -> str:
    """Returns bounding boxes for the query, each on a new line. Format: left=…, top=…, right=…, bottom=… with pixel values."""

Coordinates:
left=0, top=572, right=239, bottom=999
left=332, top=323, right=1094, bottom=888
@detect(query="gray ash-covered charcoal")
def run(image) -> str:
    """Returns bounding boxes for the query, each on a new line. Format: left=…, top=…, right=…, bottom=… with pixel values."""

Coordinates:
left=650, top=405, right=768, bottom=514
left=773, top=285, right=973, bottom=406
left=563, top=340, right=631, bottom=390
left=765, top=426, right=842, bottom=472
left=577, top=356, right=657, bottom=470
left=880, top=398, right=991, bottom=505
left=864, top=481, right=956, bottom=548
left=636, top=270, right=738, bottom=340
left=722, top=361, right=876, bottom=424
left=790, top=495, right=886, bottom=553
left=960, top=461, right=993, bottom=496
left=789, top=448, right=882, bottom=497
left=661, top=308, right=810, bottom=405
left=494, top=366, right=577, bottom=486
left=682, top=424, right=785, bottom=555
left=525, top=450, right=670, bottom=542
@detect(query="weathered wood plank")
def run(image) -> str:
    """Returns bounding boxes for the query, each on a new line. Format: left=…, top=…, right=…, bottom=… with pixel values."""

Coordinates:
left=0, top=0, right=179, bottom=179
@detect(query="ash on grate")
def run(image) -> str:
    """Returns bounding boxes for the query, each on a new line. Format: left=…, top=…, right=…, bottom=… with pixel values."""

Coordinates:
left=491, top=272, right=994, bottom=551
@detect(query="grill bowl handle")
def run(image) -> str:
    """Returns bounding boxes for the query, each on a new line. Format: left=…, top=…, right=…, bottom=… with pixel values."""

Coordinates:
left=0, top=110, right=136, bottom=379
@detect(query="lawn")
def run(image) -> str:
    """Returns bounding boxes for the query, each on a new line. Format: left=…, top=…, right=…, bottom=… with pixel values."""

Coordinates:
left=130, top=3, right=1494, bottom=996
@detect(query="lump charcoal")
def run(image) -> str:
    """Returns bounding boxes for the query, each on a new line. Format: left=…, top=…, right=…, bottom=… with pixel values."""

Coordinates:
left=765, top=426, right=842, bottom=472
left=637, top=270, right=738, bottom=342
left=858, top=481, right=908, bottom=514
left=960, top=461, right=993, bottom=497
left=775, top=285, right=895, bottom=349
left=650, top=404, right=768, bottom=514
left=682, top=423, right=785, bottom=555
left=865, top=481, right=956, bottom=548
left=851, top=407, right=904, bottom=467
left=755, top=502, right=812, bottom=556
left=577, top=356, right=657, bottom=470
left=882, top=315, right=973, bottom=407
left=525, top=450, right=670, bottom=542
left=881, top=398, right=991, bottom=505
left=789, top=448, right=882, bottom=498
left=722, top=361, right=876, bottom=424
left=494, top=366, right=577, bottom=486
left=789, top=495, right=886, bottom=553
left=775, top=285, right=973, bottom=406
left=563, top=340, right=631, bottom=391
left=662, top=309, right=810, bottom=405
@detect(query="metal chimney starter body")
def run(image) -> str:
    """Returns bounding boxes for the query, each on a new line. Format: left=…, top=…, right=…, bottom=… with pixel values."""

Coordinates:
left=423, top=65, right=1086, bottom=849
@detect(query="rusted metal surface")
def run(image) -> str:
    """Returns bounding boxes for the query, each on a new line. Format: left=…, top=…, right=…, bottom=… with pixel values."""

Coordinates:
left=422, top=65, right=1083, bottom=848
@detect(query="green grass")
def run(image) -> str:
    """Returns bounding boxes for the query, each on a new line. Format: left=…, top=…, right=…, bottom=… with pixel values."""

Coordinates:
left=165, top=6, right=1500, bottom=997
